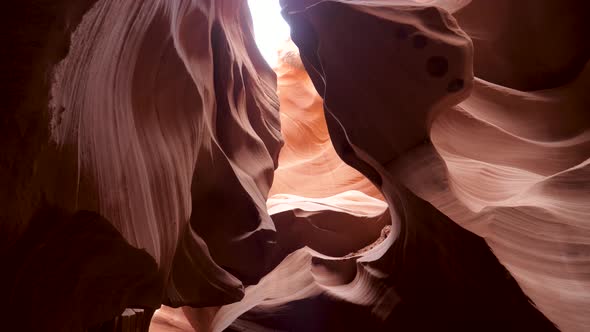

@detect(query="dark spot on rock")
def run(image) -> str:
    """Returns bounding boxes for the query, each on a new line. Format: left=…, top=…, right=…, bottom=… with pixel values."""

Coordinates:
left=396, top=26, right=409, bottom=40
left=447, top=79, right=464, bottom=92
left=426, top=56, right=448, bottom=77
left=412, top=34, right=427, bottom=49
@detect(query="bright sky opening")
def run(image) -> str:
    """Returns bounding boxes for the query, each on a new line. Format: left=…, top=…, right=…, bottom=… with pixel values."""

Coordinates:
left=248, top=1, right=291, bottom=67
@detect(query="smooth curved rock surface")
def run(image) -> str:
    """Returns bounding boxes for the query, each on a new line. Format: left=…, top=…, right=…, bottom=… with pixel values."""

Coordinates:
left=3, top=0, right=588, bottom=331
left=49, top=0, right=284, bottom=309
left=4, top=0, right=283, bottom=329
left=282, top=0, right=589, bottom=331
left=394, top=65, right=590, bottom=331
left=157, top=190, right=390, bottom=332
left=269, top=40, right=382, bottom=199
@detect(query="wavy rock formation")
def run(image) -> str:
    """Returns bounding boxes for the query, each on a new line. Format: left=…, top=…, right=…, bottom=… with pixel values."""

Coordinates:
left=269, top=40, right=382, bottom=199
left=152, top=190, right=391, bottom=332
left=151, top=41, right=392, bottom=331
left=50, top=0, right=284, bottom=302
left=2, top=0, right=588, bottom=331
left=281, top=0, right=589, bottom=331
left=3, top=0, right=283, bottom=329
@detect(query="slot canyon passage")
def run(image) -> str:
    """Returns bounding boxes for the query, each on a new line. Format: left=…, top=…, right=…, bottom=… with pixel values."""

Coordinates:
left=1, top=0, right=589, bottom=331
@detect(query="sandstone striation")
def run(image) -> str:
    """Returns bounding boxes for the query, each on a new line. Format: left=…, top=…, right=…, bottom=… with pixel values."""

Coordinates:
left=2, top=0, right=588, bottom=331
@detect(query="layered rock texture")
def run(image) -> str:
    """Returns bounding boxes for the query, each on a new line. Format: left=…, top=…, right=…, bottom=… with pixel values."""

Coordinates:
left=1, top=0, right=588, bottom=331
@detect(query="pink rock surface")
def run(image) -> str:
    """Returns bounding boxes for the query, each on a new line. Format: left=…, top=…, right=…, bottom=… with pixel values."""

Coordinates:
left=282, top=0, right=589, bottom=331
left=269, top=40, right=382, bottom=199
left=49, top=0, right=284, bottom=306
left=2, top=0, right=588, bottom=331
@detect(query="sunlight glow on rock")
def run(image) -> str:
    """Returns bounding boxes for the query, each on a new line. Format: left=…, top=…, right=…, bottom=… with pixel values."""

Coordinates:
left=248, top=0, right=291, bottom=67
